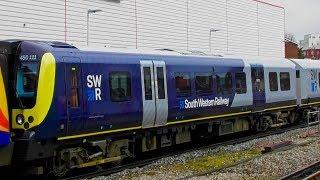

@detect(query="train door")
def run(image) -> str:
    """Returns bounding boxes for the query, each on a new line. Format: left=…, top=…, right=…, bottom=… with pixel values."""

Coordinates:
left=140, top=61, right=168, bottom=128
left=296, top=70, right=301, bottom=104
left=65, top=59, right=83, bottom=134
left=251, top=64, right=266, bottom=111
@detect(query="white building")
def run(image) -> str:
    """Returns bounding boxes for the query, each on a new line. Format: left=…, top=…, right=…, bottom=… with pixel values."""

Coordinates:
left=0, top=0, right=285, bottom=57
left=300, top=33, right=320, bottom=50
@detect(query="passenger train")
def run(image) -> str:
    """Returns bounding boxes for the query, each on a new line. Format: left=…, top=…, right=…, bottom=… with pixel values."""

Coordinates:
left=0, top=40, right=320, bottom=175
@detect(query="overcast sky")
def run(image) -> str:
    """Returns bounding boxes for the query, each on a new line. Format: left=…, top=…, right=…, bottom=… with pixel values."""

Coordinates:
left=279, top=0, right=320, bottom=41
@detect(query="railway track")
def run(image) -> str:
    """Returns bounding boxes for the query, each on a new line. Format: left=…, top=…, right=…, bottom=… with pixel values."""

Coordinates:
left=60, top=123, right=308, bottom=180
left=280, top=161, right=320, bottom=180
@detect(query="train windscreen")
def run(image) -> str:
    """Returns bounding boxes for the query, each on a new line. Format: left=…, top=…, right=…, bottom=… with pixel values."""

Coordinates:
left=15, top=60, right=39, bottom=108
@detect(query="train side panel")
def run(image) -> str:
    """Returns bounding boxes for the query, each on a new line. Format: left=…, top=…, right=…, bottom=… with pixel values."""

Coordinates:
left=263, top=59, right=297, bottom=108
left=80, top=53, right=143, bottom=134
left=243, top=57, right=297, bottom=110
left=166, top=57, right=249, bottom=126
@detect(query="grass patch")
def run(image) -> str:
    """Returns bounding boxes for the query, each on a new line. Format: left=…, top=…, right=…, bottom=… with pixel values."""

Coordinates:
left=182, top=149, right=261, bottom=173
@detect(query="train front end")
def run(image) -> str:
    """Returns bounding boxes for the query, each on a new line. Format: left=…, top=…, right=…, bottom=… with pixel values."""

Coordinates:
left=0, top=41, right=14, bottom=166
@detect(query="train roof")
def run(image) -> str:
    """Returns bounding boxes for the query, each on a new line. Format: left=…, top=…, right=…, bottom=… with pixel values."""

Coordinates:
left=0, top=40, right=298, bottom=69
left=289, top=58, right=320, bottom=69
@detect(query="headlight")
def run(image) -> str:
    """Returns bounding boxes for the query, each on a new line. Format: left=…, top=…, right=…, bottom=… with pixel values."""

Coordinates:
left=28, top=116, right=34, bottom=123
left=16, top=114, right=25, bottom=125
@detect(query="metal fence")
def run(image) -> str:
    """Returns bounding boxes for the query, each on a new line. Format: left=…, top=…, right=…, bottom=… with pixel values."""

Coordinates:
left=307, top=110, right=320, bottom=135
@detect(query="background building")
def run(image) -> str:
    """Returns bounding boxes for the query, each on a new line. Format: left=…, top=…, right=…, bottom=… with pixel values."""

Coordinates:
left=285, top=41, right=299, bottom=59
left=0, top=0, right=285, bottom=57
left=300, top=33, right=320, bottom=50
left=299, top=33, right=320, bottom=59
left=304, top=49, right=320, bottom=60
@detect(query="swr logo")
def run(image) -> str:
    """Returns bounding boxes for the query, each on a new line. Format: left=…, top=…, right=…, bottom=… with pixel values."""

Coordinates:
left=87, top=75, right=102, bottom=101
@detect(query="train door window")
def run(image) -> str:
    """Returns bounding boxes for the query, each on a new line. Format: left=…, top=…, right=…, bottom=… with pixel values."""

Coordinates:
left=195, top=73, right=213, bottom=95
left=235, top=72, right=247, bottom=94
left=269, top=72, right=278, bottom=91
left=143, top=67, right=152, bottom=100
left=251, top=68, right=264, bottom=91
left=280, top=72, right=290, bottom=91
left=70, top=67, right=79, bottom=108
left=175, top=72, right=191, bottom=97
left=157, top=67, right=165, bottom=99
left=109, top=72, right=132, bottom=102
left=216, top=72, right=232, bottom=95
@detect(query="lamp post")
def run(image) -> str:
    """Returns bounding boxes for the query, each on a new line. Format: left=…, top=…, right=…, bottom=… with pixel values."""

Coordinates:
left=87, top=9, right=102, bottom=46
left=209, top=28, right=219, bottom=54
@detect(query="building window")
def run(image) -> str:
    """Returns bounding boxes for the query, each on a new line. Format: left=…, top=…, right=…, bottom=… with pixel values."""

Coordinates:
left=235, top=72, right=247, bottom=94
left=109, top=72, right=132, bottom=102
left=195, top=73, right=213, bottom=95
left=157, top=67, right=165, bottom=99
left=175, top=72, right=191, bottom=97
left=280, top=72, right=290, bottom=91
left=216, top=72, right=233, bottom=95
left=143, top=67, right=152, bottom=100
left=269, top=72, right=278, bottom=91
left=70, top=67, right=79, bottom=108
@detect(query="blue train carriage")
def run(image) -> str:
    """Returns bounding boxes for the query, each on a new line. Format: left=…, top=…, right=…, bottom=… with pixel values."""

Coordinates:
left=9, top=40, right=300, bottom=174
left=243, top=56, right=298, bottom=128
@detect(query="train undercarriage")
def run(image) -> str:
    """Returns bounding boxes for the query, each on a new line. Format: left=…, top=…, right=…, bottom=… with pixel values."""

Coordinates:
left=9, top=105, right=319, bottom=177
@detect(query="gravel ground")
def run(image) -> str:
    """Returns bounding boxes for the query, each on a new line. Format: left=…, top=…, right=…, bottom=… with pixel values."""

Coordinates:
left=89, top=126, right=320, bottom=180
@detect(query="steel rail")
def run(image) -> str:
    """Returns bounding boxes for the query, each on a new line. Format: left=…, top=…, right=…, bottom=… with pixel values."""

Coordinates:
left=280, top=161, right=320, bottom=180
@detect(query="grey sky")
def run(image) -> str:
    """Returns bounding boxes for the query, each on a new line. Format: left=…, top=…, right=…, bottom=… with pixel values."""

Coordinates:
left=280, top=0, right=320, bottom=41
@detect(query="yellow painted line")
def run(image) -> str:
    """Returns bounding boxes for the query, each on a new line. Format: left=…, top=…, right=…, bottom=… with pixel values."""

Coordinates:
left=301, top=101, right=320, bottom=106
left=264, top=104, right=297, bottom=112
left=57, top=126, right=142, bottom=141
left=58, top=103, right=304, bottom=140
left=166, top=111, right=252, bottom=125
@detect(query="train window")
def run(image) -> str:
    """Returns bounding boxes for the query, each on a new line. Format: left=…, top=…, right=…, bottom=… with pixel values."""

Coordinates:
left=296, top=70, right=300, bottom=78
left=175, top=72, right=191, bottom=97
left=269, top=72, right=278, bottom=91
left=70, top=67, right=79, bottom=108
left=143, top=67, right=152, bottom=100
left=280, top=72, right=290, bottom=91
left=109, top=72, right=132, bottom=102
left=216, top=72, right=233, bottom=95
left=16, top=62, right=39, bottom=98
left=235, top=72, right=247, bottom=94
left=157, top=67, right=165, bottom=99
left=195, top=73, right=213, bottom=95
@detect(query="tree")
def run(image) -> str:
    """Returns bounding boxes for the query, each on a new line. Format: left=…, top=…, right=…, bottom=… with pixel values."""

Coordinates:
left=285, top=32, right=297, bottom=43
left=298, top=48, right=305, bottom=59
